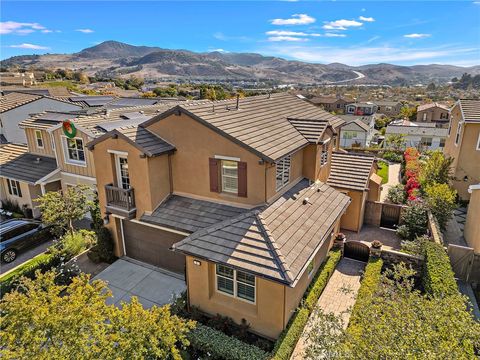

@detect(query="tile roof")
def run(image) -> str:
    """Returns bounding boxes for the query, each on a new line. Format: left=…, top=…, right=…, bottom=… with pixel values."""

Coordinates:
left=0, top=153, right=57, bottom=184
left=308, top=96, right=353, bottom=105
left=114, top=125, right=175, bottom=157
left=173, top=179, right=350, bottom=285
left=385, top=124, right=448, bottom=137
left=141, top=195, right=248, bottom=233
left=417, top=102, right=449, bottom=112
left=458, top=99, right=480, bottom=123
left=0, top=143, right=28, bottom=165
left=374, top=100, right=402, bottom=106
left=342, top=119, right=370, bottom=132
left=148, top=93, right=345, bottom=162
left=0, top=92, right=42, bottom=113
left=327, top=152, right=376, bottom=191
left=288, top=118, right=330, bottom=143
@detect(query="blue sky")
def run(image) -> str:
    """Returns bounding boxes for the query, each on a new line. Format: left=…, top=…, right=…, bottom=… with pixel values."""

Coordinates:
left=1, top=1, right=479, bottom=66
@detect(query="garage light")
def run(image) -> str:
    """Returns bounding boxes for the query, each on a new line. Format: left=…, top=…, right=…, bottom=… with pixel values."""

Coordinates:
left=193, top=259, right=202, bottom=266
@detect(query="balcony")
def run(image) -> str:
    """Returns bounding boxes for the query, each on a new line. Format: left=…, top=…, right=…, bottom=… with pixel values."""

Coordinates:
left=105, top=184, right=136, bottom=219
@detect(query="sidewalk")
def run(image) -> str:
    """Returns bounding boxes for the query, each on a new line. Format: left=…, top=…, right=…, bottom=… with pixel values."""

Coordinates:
left=290, top=258, right=365, bottom=360
left=380, top=163, right=401, bottom=202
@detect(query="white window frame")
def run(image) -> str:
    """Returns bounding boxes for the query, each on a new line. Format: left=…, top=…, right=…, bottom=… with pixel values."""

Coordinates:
left=115, top=155, right=130, bottom=190
left=320, top=139, right=330, bottom=167
left=422, top=113, right=427, bottom=121
left=455, top=122, right=463, bottom=146
left=221, top=160, right=238, bottom=194
left=215, top=264, right=256, bottom=304
left=62, top=136, right=87, bottom=167
left=275, top=154, right=291, bottom=191
left=50, top=133, right=55, bottom=150
left=476, top=133, right=480, bottom=151
left=35, top=130, right=44, bottom=149
left=6, top=178, right=22, bottom=197
left=420, top=137, right=433, bottom=147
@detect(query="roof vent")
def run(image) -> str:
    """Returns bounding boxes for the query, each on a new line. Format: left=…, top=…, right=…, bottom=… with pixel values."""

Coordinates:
left=35, top=157, right=41, bottom=163
left=303, top=197, right=310, bottom=205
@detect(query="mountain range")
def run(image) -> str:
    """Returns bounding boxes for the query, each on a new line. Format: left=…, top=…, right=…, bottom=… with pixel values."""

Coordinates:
left=2, top=40, right=479, bottom=85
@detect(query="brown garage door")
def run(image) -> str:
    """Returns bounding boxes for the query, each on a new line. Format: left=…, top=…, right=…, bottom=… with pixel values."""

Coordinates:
left=122, top=220, right=186, bottom=274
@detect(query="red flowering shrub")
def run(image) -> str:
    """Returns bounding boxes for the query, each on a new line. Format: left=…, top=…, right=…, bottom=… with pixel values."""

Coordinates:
left=403, top=147, right=421, bottom=196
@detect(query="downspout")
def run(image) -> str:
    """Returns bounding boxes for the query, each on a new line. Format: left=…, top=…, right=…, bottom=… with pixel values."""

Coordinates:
left=168, top=153, right=173, bottom=194
left=283, top=285, right=287, bottom=330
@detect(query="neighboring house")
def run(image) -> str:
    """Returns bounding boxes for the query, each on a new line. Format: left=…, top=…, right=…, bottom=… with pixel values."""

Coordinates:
left=416, top=102, right=450, bottom=127
left=85, top=93, right=386, bottom=339
left=443, top=99, right=480, bottom=200
left=0, top=143, right=60, bottom=218
left=385, top=122, right=448, bottom=150
left=374, top=100, right=403, bottom=117
left=308, top=96, right=353, bottom=114
left=338, top=120, right=370, bottom=148
left=345, top=102, right=378, bottom=116
left=2, top=87, right=72, bottom=97
left=0, top=92, right=83, bottom=144
left=327, top=152, right=381, bottom=232
left=464, top=184, right=480, bottom=253
left=0, top=72, right=36, bottom=86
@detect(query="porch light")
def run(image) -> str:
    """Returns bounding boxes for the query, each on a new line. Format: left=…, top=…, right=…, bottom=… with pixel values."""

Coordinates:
left=193, top=259, right=202, bottom=266
left=103, top=212, right=111, bottom=225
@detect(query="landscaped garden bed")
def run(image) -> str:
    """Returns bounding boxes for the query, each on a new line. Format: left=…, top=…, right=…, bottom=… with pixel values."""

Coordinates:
left=376, top=160, right=389, bottom=184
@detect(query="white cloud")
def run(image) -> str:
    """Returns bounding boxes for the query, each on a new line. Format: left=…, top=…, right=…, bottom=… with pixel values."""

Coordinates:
left=41, top=29, right=53, bottom=33
left=324, top=33, right=347, bottom=37
left=322, top=19, right=363, bottom=30
left=213, top=32, right=249, bottom=42
left=0, top=21, right=49, bottom=35
left=404, top=33, right=431, bottom=38
left=266, top=30, right=321, bottom=37
left=268, top=36, right=308, bottom=42
left=361, top=8, right=366, bottom=12
left=9, top=43, right=50, bottom=50
left=271, top=14, right=316, bottom=26
left=76, top=28, right=94, bottom=33
left=359, top=16, right=375, bottom=22
left=262, top=43, right=478, bottom=66
left=211, top=48, right=229, bottom=53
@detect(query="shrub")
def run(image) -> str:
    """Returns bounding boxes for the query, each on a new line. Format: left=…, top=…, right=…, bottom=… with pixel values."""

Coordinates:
left=87, top=227, right=116, bottom=263
left=187, top=323, right=269, bottom=360
left=271, top=308, right=310, bottom=360
left=397, top=200, right=428, bottom=240
left=419, top=151, right=453, bottom=187
left=424, top=182, right=457, bottom=230
left=401, top=235, right=429, bottom=256
left=382, top=151, right=402, bottom=163
left=385, top=184, right=406, bottom=204
left=52, top=229, right=96, bottom=259
left=1, top=199, right=23, bottom=215
left=422, top=241, right=458, bottom=298
left=272, top=249, right=342, bottom=360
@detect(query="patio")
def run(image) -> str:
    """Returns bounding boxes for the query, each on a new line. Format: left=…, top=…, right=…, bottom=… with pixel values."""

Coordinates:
left=342, top=225, right=402, bottom=250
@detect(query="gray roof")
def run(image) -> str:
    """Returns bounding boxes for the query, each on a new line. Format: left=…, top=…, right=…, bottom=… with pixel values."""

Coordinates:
left=141, top=195, right=248, bottom=233
left=288, top=118, right=330, bottom=143
left=374, top=100, right=402, bottom=106
left=1, top=92, right=41, bottom=113
left=0, top=153, right=57, bottom=184
left=144, top=93, right=345, bottom=162
left=341, top=119, right=370, bottom=132
left=173, top=179, right=350, bottom=286
left=115, top=126, right=175, bottom=157
left=458, top=99, right=480, bottom=123
left=328, top=152, right=376, bottom=191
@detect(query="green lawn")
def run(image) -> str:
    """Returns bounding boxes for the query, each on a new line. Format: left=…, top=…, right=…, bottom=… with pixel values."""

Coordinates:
left=377, top=161, right=389, bottom=184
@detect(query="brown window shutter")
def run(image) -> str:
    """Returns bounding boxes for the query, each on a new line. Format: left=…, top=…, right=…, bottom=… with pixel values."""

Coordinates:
left=209, top=158, right=219, bottom=192
left=238, top=161, right=247, bottom=197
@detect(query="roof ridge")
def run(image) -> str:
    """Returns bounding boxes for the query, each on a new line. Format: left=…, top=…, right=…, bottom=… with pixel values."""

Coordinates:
left=254, top=211, right=294, bottom=283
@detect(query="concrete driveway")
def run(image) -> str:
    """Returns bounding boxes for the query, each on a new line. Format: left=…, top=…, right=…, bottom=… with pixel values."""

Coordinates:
left=93, top=258, right=186, bottom=309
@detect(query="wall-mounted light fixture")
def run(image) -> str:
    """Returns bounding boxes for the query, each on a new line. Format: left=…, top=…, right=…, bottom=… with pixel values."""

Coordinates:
left=103, top=212, right=111, bottom=225
left=193, top=259, right=202, bottom=266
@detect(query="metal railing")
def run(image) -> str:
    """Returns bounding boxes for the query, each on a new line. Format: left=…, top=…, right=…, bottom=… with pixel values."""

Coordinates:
left=105, top=185, right=135, bottom=211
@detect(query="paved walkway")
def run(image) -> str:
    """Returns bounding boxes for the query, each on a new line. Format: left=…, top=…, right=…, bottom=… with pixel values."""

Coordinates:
left=380, top=163, right=401, bottom=202
left=291, top=258, right=365, bottom=360
left=343, top=225, right=402, bottom=250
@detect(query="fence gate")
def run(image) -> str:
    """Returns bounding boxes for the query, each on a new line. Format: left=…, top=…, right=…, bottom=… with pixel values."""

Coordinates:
left=344, top=241, right=370, bottom=262
left=447, top=244, right=474, bottom=282
left=380, top=204, right=401, bottom=229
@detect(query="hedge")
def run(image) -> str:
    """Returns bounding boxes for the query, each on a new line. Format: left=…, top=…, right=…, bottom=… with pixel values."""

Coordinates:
left=271, top=248, right=342, bottom=360
left=187, top=323, right=270, bottom=360
left=422, top=241, right=458, bottom=298
left=0, top=253, right=57, bottom=296
left=348, top=257, right=383, bottom=332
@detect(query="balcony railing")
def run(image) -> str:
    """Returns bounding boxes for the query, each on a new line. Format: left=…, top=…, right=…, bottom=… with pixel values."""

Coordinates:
left=105, top=185, right=136, bottom=214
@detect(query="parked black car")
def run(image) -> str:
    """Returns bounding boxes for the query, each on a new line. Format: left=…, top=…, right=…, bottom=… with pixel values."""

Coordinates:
left=0, top=219, right=52, bottom=263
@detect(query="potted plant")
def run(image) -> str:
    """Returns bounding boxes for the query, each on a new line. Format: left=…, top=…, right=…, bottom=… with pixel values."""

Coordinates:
left=334, top=232, right=346, bottom=241
left=371, top=240, right=383, bottom=257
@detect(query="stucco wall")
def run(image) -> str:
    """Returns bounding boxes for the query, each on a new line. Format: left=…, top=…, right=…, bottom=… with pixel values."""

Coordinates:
left=0, top=98, right=81, bottom=144
left=464, top=189, right=480, bottom=253
left=186, top=255, right=286, bottom=339
left=416, top=107, right=449, bottom=123
left=0, top=178, right=43, bottom=217
left=337, top=189, right=365, bottom=232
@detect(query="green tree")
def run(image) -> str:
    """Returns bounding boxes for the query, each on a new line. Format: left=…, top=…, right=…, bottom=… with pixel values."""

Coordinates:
left=400, top=106, right=417, bottom=121
left=386, top=184, right=406, bottom=204
left=424, top=182, right=457, bottom=230
left=385, top=134, right=406, bottom=151
left=419, top=150, right=453, bottom=187
left=397, top=200, right=429, bottom=240
left=0, top=271, right=195, bottom=359
left=35, top=185, right=93, bottom=237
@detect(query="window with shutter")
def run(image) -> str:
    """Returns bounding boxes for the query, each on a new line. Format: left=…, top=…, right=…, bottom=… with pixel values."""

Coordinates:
left=209, top=158, right=220, bottom=192
left=237, top=161, right=247, bottom=197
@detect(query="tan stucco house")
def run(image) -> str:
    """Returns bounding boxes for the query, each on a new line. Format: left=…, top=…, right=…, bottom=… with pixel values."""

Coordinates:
left=464, top=184, right=480, bottom=253
left=84, top=93, right=387, bottom=338
left=443, top=99, right=480, bottom=200
left=416, top=102, right=450, bottom=127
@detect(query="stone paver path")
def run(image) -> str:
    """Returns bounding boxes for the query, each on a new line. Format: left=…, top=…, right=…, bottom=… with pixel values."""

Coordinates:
left=291, top=258, right=365, bottom=360
left=380, top=162, right=401, bottom=202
